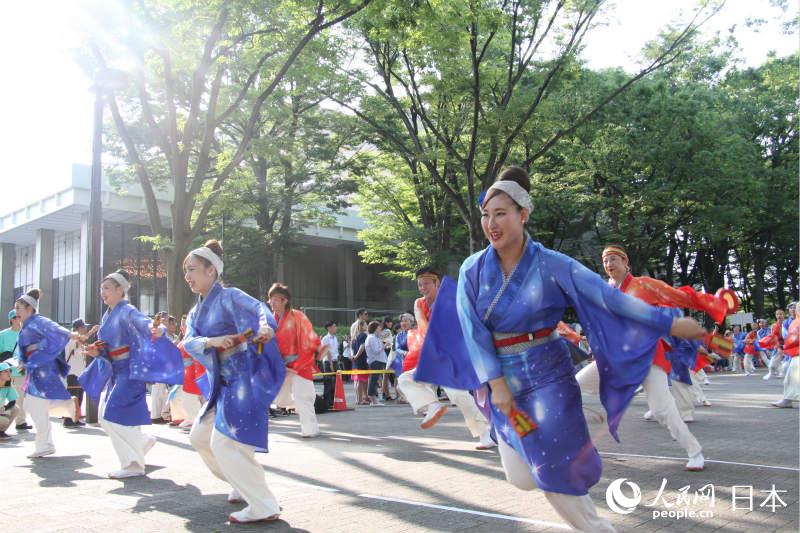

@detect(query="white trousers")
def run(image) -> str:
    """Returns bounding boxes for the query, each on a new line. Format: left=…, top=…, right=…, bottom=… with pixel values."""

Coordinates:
left=26, top=395, right=54, bottom=453
left=12, top=375, right=27, bottom=424
left=643, top=366, right=702, bottom=457
left=150, top=383, right=169, bottom=418
left=397, top=370, right=438, bottom=413
left=730, top=354, right=741, bottom=372
left=690, top=372, right=707, bottom=404
left=768, top=351, right=785, bottom=376
left=397, top=370, right=489, bottom=437
left=190, top=410, right=280, bottom=519
left=671, top=380, right=695, bottom=421
left=182, top=392, right=203, bottom=427
left=743, top=354, right=755, bottom=374
left=759, top=351, right=771, bottom=367
left=783, top=357, right=800, bottom=401
left=99, top=404, right=152, bottom=473
left=25, top=395, right=74, bottom=453
left=169, top=387, right=187, bottom=421
left=274, top=373, right=319, bottom=436
left=577, top=362, right=701, bottom=457
left=497, top=438, right=615, bottom=532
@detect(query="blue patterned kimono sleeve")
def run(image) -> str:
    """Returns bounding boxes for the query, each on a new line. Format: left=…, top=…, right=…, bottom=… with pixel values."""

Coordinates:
left=127, top=307, right=183, bottom=385
left=79, top=355, right=113, bottom=401
left=24, top=318, right=70, bottom=372
left=183, top=314, right=214, bottom=368
left=457, top=258, right=503, bottom=383
left=227, top=290, right=285, bottom=400
left=550, top=253, right=677, bottom=441
left=414, top=276, right=482, bottom=390
left=668, top=337, right=700, bottom=385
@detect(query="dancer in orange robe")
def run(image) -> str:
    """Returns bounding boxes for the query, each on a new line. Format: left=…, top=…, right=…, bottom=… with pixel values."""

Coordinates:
left=269, top=283, right=322, bottom=438
left=577, top=245, right=727, bottom=472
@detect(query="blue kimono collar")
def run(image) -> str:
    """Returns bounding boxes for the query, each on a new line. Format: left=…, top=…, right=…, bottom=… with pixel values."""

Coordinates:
left=479, top=234, right=538, bottom=329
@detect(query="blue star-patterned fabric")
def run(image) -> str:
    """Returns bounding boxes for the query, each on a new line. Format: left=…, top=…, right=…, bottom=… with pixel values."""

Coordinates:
left=732, top=331, right=746, bottom=354
left=416, top=237, right=677, bottom=495
left=390, top=330, right=408, bottom=376
left=667, top=337, right=701, bottom=386
left=79, top=301, right=183, bottom=426
left=415, top=277, right=482, bottom=390
left=183, top=282, right=286, bottom=449
left=15, top=314, right=71, bottom=400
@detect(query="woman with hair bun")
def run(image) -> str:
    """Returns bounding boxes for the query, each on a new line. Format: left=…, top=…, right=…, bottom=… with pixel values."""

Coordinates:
left=80, top=269, right=183, bottom=478
left=182, top=240, right=286, bottom=524
left=14, top=288, right=79, bottom=458
left=416, top=166, right=707, bottom=532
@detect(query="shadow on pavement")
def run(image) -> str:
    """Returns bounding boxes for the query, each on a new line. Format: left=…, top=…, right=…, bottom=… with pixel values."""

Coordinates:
left=109, top=476, right=311, bottom=533
left=18, top=454, right=106, bottom=487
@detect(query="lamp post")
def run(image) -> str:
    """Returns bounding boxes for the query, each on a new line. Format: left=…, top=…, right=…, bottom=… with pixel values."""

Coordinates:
left=84, top=69, right=127, bottom=423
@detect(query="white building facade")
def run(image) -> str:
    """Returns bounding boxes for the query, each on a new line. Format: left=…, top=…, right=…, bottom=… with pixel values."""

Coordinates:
left=0, top=164, right=411, bottom=326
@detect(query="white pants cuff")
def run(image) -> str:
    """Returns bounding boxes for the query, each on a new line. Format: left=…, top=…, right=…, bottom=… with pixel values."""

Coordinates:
left=643, top=366, right=702, bottom=457
left=274, top=373, right=319, bottom=436
left=397, top=370, right=438, bottom=413
left=442, top=387, right=489, bottom=438
left=190, top=411, right=280, bottom=517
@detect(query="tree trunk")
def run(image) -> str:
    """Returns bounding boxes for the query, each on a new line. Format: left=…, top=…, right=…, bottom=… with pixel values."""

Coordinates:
left=163, top=248, right=186, bottom=317
left=752, top=248, right=767, bottom=319
left=468, top=211, right=484, bottom=255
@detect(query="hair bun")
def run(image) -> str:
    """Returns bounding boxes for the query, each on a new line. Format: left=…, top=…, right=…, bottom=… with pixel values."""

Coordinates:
left=27, top=288, right=41, bottom=300
left=204, top=239, right=224, bottom=259
left=497, top=166, right=531, bottom=193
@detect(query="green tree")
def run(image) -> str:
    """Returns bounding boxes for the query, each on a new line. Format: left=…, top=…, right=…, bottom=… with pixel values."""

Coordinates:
left=725, top=53, right=799, bottom=315
left=84, top=0, right=370, bottom=314
left=342, top=0, right=722, bottom=273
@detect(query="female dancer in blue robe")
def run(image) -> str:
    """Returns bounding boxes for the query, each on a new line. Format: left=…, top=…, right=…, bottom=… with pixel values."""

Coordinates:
left=14, top=288, right=78, bottom=458
left=182, top=240, right=286, bottom=524
left=417, top=167, right=706, bottom=532
left=80, top=270, right=183, bottom=478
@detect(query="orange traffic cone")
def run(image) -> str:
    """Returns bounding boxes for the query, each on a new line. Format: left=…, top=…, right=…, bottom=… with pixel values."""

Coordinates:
left=332, top=371, right=352, bottom=411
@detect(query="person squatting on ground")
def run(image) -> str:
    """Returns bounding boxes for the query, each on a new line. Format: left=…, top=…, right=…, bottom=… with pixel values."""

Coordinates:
left=0, top=362, right=21, bottom=439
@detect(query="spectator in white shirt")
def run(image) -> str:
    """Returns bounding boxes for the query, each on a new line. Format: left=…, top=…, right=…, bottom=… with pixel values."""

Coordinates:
left=365, top=321, right=387, bottom=406
left=63, top=319, right=96, bottom=427
left=320, top=321, right=339, bottom=373
left=350, top=308, right=369, bottom=340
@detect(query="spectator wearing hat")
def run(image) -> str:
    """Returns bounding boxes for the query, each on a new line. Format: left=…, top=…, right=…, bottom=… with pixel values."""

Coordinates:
left=63, top=319, right=96, bottom=427
left=0, top=362, right=21, bottom=438
left=0, top=310, right=30, bottom=431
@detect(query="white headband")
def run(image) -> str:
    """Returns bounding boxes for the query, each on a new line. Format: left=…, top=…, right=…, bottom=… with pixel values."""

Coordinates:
left=482, top=181, right=533, bottom=212
left=190, top=247, right=224, bottom=276
left=106, top=273, right=131, bottom=292
left=19, top=295, right=38, bottom=311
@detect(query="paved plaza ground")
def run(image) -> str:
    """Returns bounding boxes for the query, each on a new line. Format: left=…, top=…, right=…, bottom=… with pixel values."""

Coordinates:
left=3, top=367, right=798, bottom=532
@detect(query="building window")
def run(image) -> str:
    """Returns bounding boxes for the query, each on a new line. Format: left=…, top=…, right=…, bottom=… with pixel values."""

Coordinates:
left=13, top=245, right=35, bottom=298
left=52, top=231, right=81, bottom=324
left=103, top=221, right=167, bottom=316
